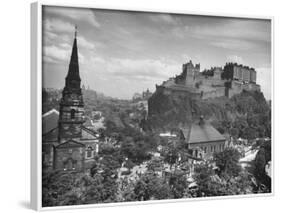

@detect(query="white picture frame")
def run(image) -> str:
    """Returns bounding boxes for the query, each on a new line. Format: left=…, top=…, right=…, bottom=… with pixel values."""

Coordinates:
left=31, top=1, right=274, bottom=211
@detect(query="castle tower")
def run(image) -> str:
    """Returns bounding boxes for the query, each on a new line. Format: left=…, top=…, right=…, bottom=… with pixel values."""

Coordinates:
left=58, top=26, right=85, bottom=142
left=182, top=60, right=200, bottom=85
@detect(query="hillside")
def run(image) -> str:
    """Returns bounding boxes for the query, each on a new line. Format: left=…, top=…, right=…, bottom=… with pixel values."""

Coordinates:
left=146, top=90, right=271, bottom=139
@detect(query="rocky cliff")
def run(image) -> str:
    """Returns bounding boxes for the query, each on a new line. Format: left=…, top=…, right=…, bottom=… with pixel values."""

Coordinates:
left=146, top=89, right=271, bottom=138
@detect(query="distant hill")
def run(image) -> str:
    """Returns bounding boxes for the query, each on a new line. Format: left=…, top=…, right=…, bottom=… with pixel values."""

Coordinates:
left=42, top=88, right=140, bottom=131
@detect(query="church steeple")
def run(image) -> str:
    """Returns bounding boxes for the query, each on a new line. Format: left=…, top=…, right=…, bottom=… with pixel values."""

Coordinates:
left=58, top=26, right=85, bottom=142
left=65, top=25, right=81, bottom=89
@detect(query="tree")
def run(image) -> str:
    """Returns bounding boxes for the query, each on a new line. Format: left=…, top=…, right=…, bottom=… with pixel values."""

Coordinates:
left=229, top=127, right=239, bottom=138
left=87, top=155, right=120, bottom=203
left=42, top=171, right=76, bottom=207
left=147, top=158, right=163, bottom=172
left=213, top=148, right=241, bottom=177
left=193, top=163, right=222, bottom=196
left=243, top=127, right=257, bottom=141
left=253, top=140, right=271, bottom=191
left=120, top=135, right=152, bottom=164
left=134, top=173, right=171, bottom=200
left=168, top=171, right=189, bottom=198
left=163, top=148, right=178, bottom=168
left=193, top=163, right=253, bottom=197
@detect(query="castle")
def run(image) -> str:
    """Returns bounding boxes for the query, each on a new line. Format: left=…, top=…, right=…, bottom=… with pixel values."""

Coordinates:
left=155, top=60, right=260, bottom=99
left=42, top=27, right=99, bottom=172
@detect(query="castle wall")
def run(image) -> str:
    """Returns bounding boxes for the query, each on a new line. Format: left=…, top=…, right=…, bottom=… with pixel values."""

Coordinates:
left=156, top=62, right=261, bottom=101
left=201, top=86, right=225, bottom=99
left=242, top=67, right=250, bottom=82
left=162, top=78, right=176, bottom=87
left=250, top=70, right=257, bottom=83
left=228, top=81, right=260, bottom=98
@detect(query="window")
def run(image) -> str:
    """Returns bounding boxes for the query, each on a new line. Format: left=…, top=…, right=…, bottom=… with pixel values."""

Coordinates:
left=71, top=109, right=76, bottom=119
left=195, top=150, right=198, bottom=158
left=86, top=146, right=93, bottom=158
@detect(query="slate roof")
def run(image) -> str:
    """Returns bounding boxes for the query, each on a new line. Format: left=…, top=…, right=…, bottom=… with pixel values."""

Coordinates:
left=65, top=30, right=81, bottom=82
left=43, top=127, right=58, bottom=143
left=181, top=122, right=225, bottom=144
left=42, top=109, right=59, bottom=134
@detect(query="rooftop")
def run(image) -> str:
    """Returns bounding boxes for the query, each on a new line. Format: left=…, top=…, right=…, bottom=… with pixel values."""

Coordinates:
left=181, top=121, right=226, bottom=144
left=42, top=109, right=59, bottom=134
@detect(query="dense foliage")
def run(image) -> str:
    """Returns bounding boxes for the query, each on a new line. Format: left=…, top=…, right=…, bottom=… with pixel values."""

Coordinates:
left=42, top=89, right=271, bottom=207
left=213, top=148, right=241, bottom=177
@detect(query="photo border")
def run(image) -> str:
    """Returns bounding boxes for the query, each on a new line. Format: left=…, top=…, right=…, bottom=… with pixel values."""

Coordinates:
left=31, top=1, right=275, bottom=211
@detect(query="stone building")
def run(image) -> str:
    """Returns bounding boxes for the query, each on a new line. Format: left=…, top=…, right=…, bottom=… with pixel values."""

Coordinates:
left=42, top=27, right=99, bottom=172
left=222, top=63, right=257, bottom=83
left=142, top=88, right=153, bottom=100
left=181, top=117, right=226, bottom=160
left=154, top=60, right=260, bottom=100
left=175, top=60, right=200, bottom=86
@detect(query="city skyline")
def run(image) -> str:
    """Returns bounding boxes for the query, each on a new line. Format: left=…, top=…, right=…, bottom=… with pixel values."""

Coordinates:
left=42, top=6, right=272, bottom=100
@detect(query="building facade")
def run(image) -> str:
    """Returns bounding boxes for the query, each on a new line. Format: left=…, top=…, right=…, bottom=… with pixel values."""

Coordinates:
left=181, top=118, right=226, bottom=160
left=42, top=28, right=99, bottom=172
left=154, top=60, right=260, bottom=101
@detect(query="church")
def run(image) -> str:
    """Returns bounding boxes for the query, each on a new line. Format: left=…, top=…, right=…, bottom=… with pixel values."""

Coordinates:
left=42, top=27, right=99, bottom=172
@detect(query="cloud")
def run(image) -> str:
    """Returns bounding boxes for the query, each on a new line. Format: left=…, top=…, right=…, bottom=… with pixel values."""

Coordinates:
left=44, top=18, right=74, bottom=33
left=165, top=25, right=190, bottom=39
left=209, top=39, right=257, bottom=51
left=109, top=58, right=179, bottom=80
left=44, top=6, right=100, bottom=28
left=191, top=19, right=271, bottom=43
left=77, top=36, right=95, bottom=50
left=256, top=67, right=272, bottom=100
left=83, top=56, right=179, bottom=83
left=226, top=55, right=243, bottom=64
left=43, top=45, right=71, bottom=62
left=149, top=14, right=178, bottom=25
left=43, top=43, right=85, bottom=65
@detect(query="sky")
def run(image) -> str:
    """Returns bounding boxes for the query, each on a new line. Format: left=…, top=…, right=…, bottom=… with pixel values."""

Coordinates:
left=42, top=6, right=272, bottom=100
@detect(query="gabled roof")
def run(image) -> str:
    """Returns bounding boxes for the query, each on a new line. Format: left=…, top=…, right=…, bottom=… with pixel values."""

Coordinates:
left=42, top=109, right=59, bottom=134
left=181, top=122, right=225, bottom=144
left=43, top=127, right=58, bottom=143
left=81, top=125, right=98, bottom=136
left=188, top=123, right=225, bottom=144
left=56, top=139, right=85, bottom=149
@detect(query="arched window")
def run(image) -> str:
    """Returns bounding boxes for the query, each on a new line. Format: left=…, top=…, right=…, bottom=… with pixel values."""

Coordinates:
left=70, top=109, right=76, bottom=119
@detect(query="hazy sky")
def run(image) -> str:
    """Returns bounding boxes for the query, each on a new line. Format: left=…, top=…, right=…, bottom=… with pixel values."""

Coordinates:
left=42, top=6, right=272, bottom=100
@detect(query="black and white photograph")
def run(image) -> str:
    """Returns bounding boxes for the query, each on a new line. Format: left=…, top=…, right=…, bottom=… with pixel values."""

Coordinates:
left=41, top=5, right=272, bottom=208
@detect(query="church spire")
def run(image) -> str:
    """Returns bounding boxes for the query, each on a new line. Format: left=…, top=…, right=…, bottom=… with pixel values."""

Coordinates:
left=65, top=25, right=81, bottom=87
left=75, top=25, right=77, bottom=38
left=59, top=25, right=85, bottom=142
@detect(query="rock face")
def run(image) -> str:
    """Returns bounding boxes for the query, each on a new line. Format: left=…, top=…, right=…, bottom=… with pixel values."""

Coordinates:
left=146, top=87, right=270, bottom=133
left=146, top=89, right=193, bottom=131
